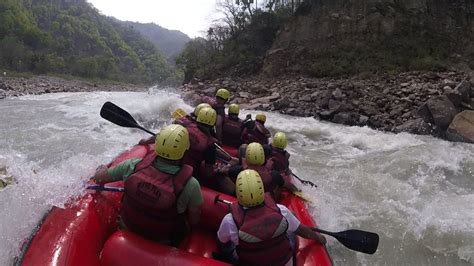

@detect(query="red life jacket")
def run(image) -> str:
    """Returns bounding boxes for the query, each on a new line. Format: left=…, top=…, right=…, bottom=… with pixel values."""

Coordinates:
left=183, top=123, right=216, bottom=170
left=120, top=153, right=193, bottom=241
left=222, top=115, right=242, bottom=148
left=241, top=121, right=269, bottom=145
left=201, top=96, right=225, bottom=118
left=269, top=147, right=290, bottom=172
left=174, top=114, right=195, bottom=127
left=230, top=193, right=293, bottom=266
left=201, top=95, right=217, bottom=106
left=243, top=161, right=275, bottom=194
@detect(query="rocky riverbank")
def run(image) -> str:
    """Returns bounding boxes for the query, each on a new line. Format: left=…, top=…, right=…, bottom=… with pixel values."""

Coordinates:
left=0, top=75, right=146, bottom=98
left=180, top=71, right=474, bottom=143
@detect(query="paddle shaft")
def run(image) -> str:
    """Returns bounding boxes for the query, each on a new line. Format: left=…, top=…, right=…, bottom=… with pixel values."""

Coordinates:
left=292, top=172, right=317, bottom=188
left=214, top=195, right=233, bottom=205
left=312, top=228, right=339, bottom=238
left=87, top=185, right=124, bottom=192
left=136, top=125, right=156, bottom=136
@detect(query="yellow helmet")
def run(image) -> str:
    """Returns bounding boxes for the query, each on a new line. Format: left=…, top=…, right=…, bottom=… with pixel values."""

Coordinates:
left=272, top=132, right=288, bottom=149
left=236, top=169, right=264, bottom=207
left=216, top=88, right=230, bottom=101
left=255, top=114, right=266, bottom=123
left=196, top=107, right=217, bottom=126
left=155, top=124, right=190, bottom=160
left=228, top=104, right=240, bottom=115
left=194, top=103, right=211, bottom=117
left=245, top=142, right=265, bottom=166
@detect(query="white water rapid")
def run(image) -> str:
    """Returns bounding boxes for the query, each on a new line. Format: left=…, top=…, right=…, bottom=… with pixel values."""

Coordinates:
left=0, top=89, right=472, bottom=265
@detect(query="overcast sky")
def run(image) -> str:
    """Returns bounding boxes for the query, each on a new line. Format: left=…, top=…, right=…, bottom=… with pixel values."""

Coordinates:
left=87, top=0, right=220, bottom=38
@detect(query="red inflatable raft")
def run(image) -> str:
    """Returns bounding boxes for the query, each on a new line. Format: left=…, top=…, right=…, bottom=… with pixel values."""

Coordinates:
left=17, top=144, right=332, bottom=266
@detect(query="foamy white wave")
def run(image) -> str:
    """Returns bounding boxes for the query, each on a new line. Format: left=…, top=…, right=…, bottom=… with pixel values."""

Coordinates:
left=1, top=91, right=473, bottom=265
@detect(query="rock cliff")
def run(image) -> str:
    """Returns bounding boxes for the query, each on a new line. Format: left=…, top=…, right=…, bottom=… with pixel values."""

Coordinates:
left=263, top=0, right=474, bottom=77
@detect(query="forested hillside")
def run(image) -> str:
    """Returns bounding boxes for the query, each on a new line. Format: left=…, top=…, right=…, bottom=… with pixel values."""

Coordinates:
left=0, top=0, right=181, bottom=84
left=176, top=0, right=474, bottom=82
left=119, top=21, right=190, bottom=62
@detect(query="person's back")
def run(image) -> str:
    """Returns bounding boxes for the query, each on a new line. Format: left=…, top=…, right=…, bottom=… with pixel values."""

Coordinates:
left=174, top=103, right=211, bottom=128
left=201, top=88, right=230, bottom=142
left=267, top=132, right=290, bottom=174
left=230, top=193, right=293, bottom=266
left=183, top=107, right=218, bottom=180
left=222, top=104, right=243, bottom=148
left=217, top=170, right=326, bottom=266
left=242, top=142, right=282, bottom=197
left=91, top=125, right=203, bottom=246
left=121, top=152, right=193, bottom=242
left=241, top=114, right=270, bottom=145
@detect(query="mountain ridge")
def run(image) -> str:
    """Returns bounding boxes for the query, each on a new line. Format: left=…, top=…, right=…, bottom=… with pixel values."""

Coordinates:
left=119, top=20, right=191, bottom=61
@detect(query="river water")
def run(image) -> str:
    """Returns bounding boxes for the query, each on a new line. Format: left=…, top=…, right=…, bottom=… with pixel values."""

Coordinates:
left=0, top=89, right=472, bottom=265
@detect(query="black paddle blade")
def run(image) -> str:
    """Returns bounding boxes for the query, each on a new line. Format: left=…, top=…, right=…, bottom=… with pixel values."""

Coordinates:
left=333, top=229, right=379, bottom=254
left=100, top=101, right=139, bottom=128
left=301, top=179, right=317, bottom=188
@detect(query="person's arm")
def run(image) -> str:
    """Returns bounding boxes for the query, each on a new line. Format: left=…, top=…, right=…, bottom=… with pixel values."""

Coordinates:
left=284, top=181, right=300, bottom=193
left=264, top=127, right=271, bottom=138
left=187, top=206, right=201, bottom=225
left=90, top=166, right=114, bottom=185
left=216, top=213, right=238, bottom=263
left=90, top=158, right=141, bottom=185
left=271, top=170, right=285, bottom=188
left=179, top=177, right=203, bottom=225
left=226, top=165, right=243, bottom=179
left=279, top=204, right=326, bottom=245
left=216, top=115, right=224, bottom=141
left=295, top=224, right=327, bottom=245
left=216, top=147, right=237, bottom=163
left=203, top=146, right=217, bottom=179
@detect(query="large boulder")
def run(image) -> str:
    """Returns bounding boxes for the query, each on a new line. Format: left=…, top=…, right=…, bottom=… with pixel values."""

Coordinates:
left=250, top=93, right=280, bottom=104
left=446, top=111, right=474, bottom=143
left=332, top=112, right=360, bottom=126
left=394, top=118, right=432, bottom=135
left=426, top=95, right=457, bottom=130
left=445, top=80, right=472, bottom=106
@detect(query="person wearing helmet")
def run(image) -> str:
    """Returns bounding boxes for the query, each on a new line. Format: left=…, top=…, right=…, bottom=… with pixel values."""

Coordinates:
left=201, top=88, right=231, bottom=142
left=266, top=132, right=300, bottom=193
left=91, top=125, right=203, bottom=246
left=216, top=170, right=326, bottom=265
left=175, top=103, right=211, bottom=127
left=222, top=103, right=243, bottom=148
left=184, top=107, right=236, bottom=195
left=138, top=103, right=212, bottom=145
left=267, top=132, right=291, bottom=174
left=221, top=142, right=284, bottom=198
left=241, top=113, right=270, bottom=145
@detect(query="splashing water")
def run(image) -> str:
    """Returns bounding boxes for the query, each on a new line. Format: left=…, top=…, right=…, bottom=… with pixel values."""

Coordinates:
left=0, top=89, right=472, bottom=265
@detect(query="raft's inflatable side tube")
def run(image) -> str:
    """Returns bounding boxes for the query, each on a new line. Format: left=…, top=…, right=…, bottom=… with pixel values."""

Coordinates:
left=19, top=144, right=332, bottom=266
left=100, top=231, right=229, bottom=266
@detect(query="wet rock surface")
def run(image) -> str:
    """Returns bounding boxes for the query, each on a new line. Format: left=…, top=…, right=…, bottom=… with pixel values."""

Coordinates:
left=180, top=71, right=474, bottom=143
left=446, top=111, right=474, bottom=143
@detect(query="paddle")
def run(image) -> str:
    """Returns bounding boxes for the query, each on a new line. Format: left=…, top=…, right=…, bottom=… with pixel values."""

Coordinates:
left=100, top=101, right=156, bottom=136
left=292, top=172, right=317, bottom=188
left=312, top=228, right=379, bottom=255
left=87, top=185, right=124, bottom=192
left=214, top=195, right=379, bottom=254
